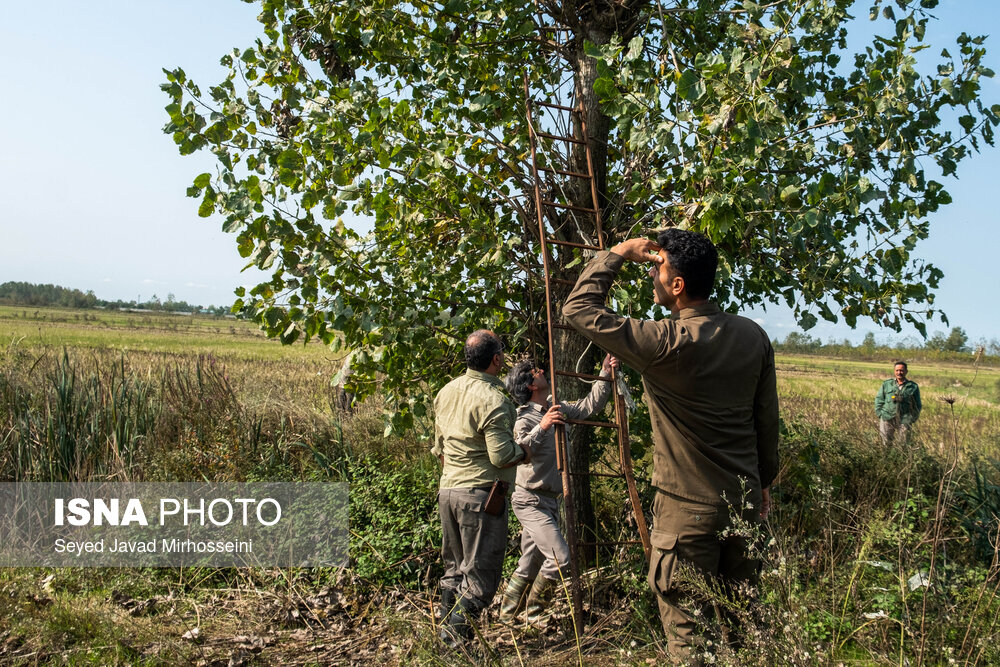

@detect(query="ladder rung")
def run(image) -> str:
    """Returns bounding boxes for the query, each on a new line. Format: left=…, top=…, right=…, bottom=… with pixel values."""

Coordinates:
left=540, top=200, right=598, bottom=214
left=545, top=238, right=602, bottom=251
left=535, top=131, right=586, bottom=145
left=554, top=370, right=611, bottom=382
left=538, top=165, right=591, bottom=179
left=568, top=471, right=626, bottom=478
left=566, top=418, right=620, bottom=428
left=551, top=277, right=577, bottom=286
left=532, top=100, right=579, bottom=112
left=550, top=323, right=574, bottom=331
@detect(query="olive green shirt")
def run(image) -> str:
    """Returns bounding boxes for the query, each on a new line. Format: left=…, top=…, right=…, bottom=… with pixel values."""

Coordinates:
left=432, top=369, right=523, bottom=489
left=563, top=251, right=780, bottom=507
left=875, top=378, right=921, bottom=424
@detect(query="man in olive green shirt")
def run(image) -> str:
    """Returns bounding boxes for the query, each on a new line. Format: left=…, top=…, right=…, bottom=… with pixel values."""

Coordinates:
left=875, top=360, right=921, bottom=445
left=432, top=329, right=532, bottom=646
left=564, top=230, right=779, bottom=660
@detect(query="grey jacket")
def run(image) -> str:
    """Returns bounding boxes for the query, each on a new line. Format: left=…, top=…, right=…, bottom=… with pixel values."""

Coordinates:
left=513, top=372, right=613, bottom=495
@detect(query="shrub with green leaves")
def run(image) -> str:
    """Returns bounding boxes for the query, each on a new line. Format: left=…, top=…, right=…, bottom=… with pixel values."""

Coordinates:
left=956, top=459, right=1000, bottom=564
left=348, top=454, right=441, bottom=587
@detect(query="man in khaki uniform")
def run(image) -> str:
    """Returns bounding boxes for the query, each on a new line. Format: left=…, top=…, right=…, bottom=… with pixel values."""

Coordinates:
left=563, top=230, right=779, bottom=660
left=432, top=329, right=532, bottom=646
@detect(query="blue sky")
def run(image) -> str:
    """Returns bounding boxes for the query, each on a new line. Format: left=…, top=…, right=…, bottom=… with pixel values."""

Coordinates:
left=0, top=1, right=997, bottom=345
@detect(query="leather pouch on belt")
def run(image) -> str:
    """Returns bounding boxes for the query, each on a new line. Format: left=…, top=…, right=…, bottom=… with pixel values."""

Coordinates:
left=482, top=480, right=509, bottom=516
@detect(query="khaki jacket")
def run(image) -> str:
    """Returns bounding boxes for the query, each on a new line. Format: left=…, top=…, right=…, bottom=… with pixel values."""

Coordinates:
left=563, top=251, right=780, bottom=507
left=432, top=369, right=522, bottom=488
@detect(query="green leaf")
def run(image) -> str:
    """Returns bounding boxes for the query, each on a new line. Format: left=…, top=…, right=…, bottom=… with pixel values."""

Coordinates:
left=193, top=173, right=211, bottom=189
left=198, top=193, right=214, bottom=218
left=677, top=70, right=702, bottom=100
left=780, top=185, right=800, bottom=202
left=625, top=36, right=644, bottom=61
left=277, top=149, right=303, bottom=172
left=593, top=76, right=617, bottom=101
left=583, top=41, right=604, bottom=60
left=469, top=94, right=491, bottom=112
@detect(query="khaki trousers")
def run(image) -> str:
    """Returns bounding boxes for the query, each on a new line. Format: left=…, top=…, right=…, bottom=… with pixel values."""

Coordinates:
left=647, top=492, right=760, bottom=661
left=511, top=486, right=570, bottom=582
left=879, top=417, right=911, bottom=446
left=438, top=487, right=508, bottom=614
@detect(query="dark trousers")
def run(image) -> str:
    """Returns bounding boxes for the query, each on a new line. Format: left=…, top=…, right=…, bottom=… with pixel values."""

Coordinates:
left=647, top=492, right=761, bottom=661
left=439, top=487, right=508, bottom=614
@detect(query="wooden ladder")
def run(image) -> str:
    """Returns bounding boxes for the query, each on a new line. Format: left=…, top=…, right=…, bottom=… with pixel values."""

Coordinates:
left=523, top=77, right=651, bottom=636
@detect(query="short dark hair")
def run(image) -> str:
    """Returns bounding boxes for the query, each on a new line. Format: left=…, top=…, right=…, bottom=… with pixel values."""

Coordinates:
left=506, top=359, right=538, bottom=405
left=894, top=360, right=908, bottom=370
left=464, top=330, right=502, bottom=371
left=656, top=228, right=718, bottom=300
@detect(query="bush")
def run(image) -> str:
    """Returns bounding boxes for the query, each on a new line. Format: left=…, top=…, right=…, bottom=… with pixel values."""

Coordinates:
left=348, top=454, right=441, bottom=587
left=955, top=459, right=1000, bottom=565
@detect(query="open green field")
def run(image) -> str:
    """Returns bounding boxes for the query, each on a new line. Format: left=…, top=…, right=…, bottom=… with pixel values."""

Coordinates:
left=1, top=307, right=998, bottom=665
left=777, top=353, right=1000, bottom=409
left=0, top=305, right=336, bottom=361
left=777, top=353, right=1000, bottom=456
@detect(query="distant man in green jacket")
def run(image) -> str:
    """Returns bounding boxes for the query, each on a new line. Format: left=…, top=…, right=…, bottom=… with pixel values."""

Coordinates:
left=432, top=329, right=532, bottom=647
left=875, top=361, right=921, bottom=445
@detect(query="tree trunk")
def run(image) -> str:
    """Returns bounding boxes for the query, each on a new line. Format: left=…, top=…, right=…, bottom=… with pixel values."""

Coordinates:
left=529, top=1, right=641, bottom=566
left=557, top=23, right=615, bottom=566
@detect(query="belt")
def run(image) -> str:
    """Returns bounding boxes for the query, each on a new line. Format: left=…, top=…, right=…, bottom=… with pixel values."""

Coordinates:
left=516, top=485, right=561, bottom=499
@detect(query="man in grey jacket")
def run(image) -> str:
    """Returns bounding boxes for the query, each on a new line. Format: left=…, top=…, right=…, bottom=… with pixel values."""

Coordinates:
left=498, top=353, right=618, bottom=625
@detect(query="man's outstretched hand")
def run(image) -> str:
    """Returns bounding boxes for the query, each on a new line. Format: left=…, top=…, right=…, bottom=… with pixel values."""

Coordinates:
left=609, top=238, right=663, bottom=265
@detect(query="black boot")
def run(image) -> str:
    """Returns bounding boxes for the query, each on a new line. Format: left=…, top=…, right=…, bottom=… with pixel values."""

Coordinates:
left=440, top=596, right=479, bottom=648
left=438, top=587, right=457, bottom=623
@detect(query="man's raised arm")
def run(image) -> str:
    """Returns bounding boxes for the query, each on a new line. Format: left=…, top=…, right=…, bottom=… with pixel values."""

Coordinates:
left=563, top=239, right=665, bottom=373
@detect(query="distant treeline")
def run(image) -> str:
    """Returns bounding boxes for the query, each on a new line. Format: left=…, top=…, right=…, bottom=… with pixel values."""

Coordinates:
left=775, top=327, right=1000, bottom=363
left=0, top=281, right=229, bottom=316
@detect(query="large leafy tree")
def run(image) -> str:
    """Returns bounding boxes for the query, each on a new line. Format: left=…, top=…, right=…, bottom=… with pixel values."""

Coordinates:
left=163, top=0, right=995, bottom=538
